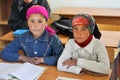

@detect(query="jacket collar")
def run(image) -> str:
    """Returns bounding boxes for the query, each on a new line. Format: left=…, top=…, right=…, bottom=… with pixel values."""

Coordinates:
left=25, top=30, right=48, bottom=42
left=74, top=37, right=96, bottom=54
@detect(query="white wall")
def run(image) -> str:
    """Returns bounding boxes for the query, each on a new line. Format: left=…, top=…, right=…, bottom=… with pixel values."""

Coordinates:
left=49, top=0, right=120, bottom=12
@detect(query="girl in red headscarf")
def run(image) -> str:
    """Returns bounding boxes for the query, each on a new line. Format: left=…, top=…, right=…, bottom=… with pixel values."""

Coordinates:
left=57, top=14, right=110, bottom=75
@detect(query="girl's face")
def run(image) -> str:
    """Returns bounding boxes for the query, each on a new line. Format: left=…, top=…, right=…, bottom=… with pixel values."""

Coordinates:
left=27, top=13, right=47, bottom=39
left=73, top=25, right=90, bottom=43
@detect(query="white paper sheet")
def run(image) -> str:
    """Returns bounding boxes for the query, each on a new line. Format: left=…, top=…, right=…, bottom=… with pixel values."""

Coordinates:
left=56, top=76, right=81, bottom=80
left=0, top=62, right=22, bottom=75
left=0, top=62, right=45, bottom=80
left=10, top=62, right=45, bottom=80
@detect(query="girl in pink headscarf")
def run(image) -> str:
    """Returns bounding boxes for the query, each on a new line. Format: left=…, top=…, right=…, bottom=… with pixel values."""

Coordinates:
left=1, top=5, right=63, bottom=66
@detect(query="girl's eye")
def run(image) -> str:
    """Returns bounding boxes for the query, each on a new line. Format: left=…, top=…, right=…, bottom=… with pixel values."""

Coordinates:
left=38, top=20, right=42, bottom=23
left=73, top=27, right=78, bottom=30
left=82, top=27, right=87, bottom=31
left=30, top=20, right=34, bottom=23
left=73, top=27, right=88, bottom=31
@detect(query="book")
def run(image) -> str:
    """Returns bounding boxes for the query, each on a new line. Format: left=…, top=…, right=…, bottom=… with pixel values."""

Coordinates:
left=13, top=29, right=29, bottom=37
left=0, top=62, right=45, bottom=80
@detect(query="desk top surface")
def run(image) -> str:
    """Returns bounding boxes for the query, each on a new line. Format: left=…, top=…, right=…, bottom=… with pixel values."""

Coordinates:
left=39, top=65, right=111, bottom=80
left=100, top=31, right=120, bottom=48
left=0, top=60, right=111, bottom=80
left=52, top=7, right=120, bottom=17
left=0, top=31, right=119, bottom=48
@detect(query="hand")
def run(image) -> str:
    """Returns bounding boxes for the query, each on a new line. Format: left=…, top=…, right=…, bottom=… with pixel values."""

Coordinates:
left=32, top=57, right=44, bottom=65
left=62, top=59, right=77, bottom=68
left=19, top=56, right=44, bottom=64
left=18, top=55, right=35, bottom=64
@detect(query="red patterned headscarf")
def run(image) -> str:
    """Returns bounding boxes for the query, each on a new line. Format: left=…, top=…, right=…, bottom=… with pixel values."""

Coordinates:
left=72, top=17, right=89, bottom=27
left=72, top=14, right=95, bottom=34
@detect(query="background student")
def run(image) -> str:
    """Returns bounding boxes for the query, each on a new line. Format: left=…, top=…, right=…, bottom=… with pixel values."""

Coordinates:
left=57, top=14, right=110, bottom=75
left=1, top=5, right=63, bottom=65
left=8, top=0, right=51, bottom=31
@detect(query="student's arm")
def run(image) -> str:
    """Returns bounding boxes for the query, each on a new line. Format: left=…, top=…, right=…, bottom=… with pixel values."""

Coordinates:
left=57, top=39, right=82, bottom=74
left=43, top=35, right=63, bottom=65
left=77, top=41, right=110, bottom=74
left=1, top=37, right=22, bottom=62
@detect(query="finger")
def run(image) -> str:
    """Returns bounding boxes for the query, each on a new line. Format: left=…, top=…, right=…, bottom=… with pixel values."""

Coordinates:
left=32, top=57, right=39, bottom=60
left=29, top=60, right=35, bottom=64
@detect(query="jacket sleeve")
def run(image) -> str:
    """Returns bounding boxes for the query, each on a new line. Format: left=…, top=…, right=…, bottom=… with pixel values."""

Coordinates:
left=43, top=35, right=63, bottom=65
left=57, top=40, right=82, bottom=74
left=1, top=37, right=22, bottom=62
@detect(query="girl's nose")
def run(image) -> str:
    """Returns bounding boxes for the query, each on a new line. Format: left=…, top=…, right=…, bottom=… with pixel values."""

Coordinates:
left=76, top=29, right=82, bottom=35
left=34, top=22, right=38, bottom=28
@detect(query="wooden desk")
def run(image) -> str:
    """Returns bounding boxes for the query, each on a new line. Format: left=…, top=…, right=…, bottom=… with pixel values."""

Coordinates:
left=39, top=65, right=111, bottom=80
left=100, top=31, right=120, bottom=48
left=0, top=31, right=13, bottom=42
left=0, top=60, right=111, bottom=80
left=52, top=7, right=120, bottom=25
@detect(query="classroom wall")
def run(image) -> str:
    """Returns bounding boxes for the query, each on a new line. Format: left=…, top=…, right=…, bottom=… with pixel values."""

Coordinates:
left=49, top=0, right=120, bottom=11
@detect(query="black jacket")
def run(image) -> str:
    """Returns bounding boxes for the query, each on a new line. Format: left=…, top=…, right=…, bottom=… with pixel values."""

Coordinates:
left=8, top=0, right=51, bottom=31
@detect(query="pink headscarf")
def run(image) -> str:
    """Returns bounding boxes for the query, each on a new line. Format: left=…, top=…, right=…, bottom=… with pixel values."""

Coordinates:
left=26, top=5, right=48, bottom=20
left=26, top=5, right=55, bottom=35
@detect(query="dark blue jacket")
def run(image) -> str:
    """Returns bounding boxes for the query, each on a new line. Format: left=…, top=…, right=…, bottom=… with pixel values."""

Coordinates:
left=1, top=30, right=63, bottom=65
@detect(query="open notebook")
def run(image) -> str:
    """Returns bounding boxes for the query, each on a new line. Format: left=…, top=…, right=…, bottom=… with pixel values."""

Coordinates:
left=0, top=62, right=45, bottom=80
